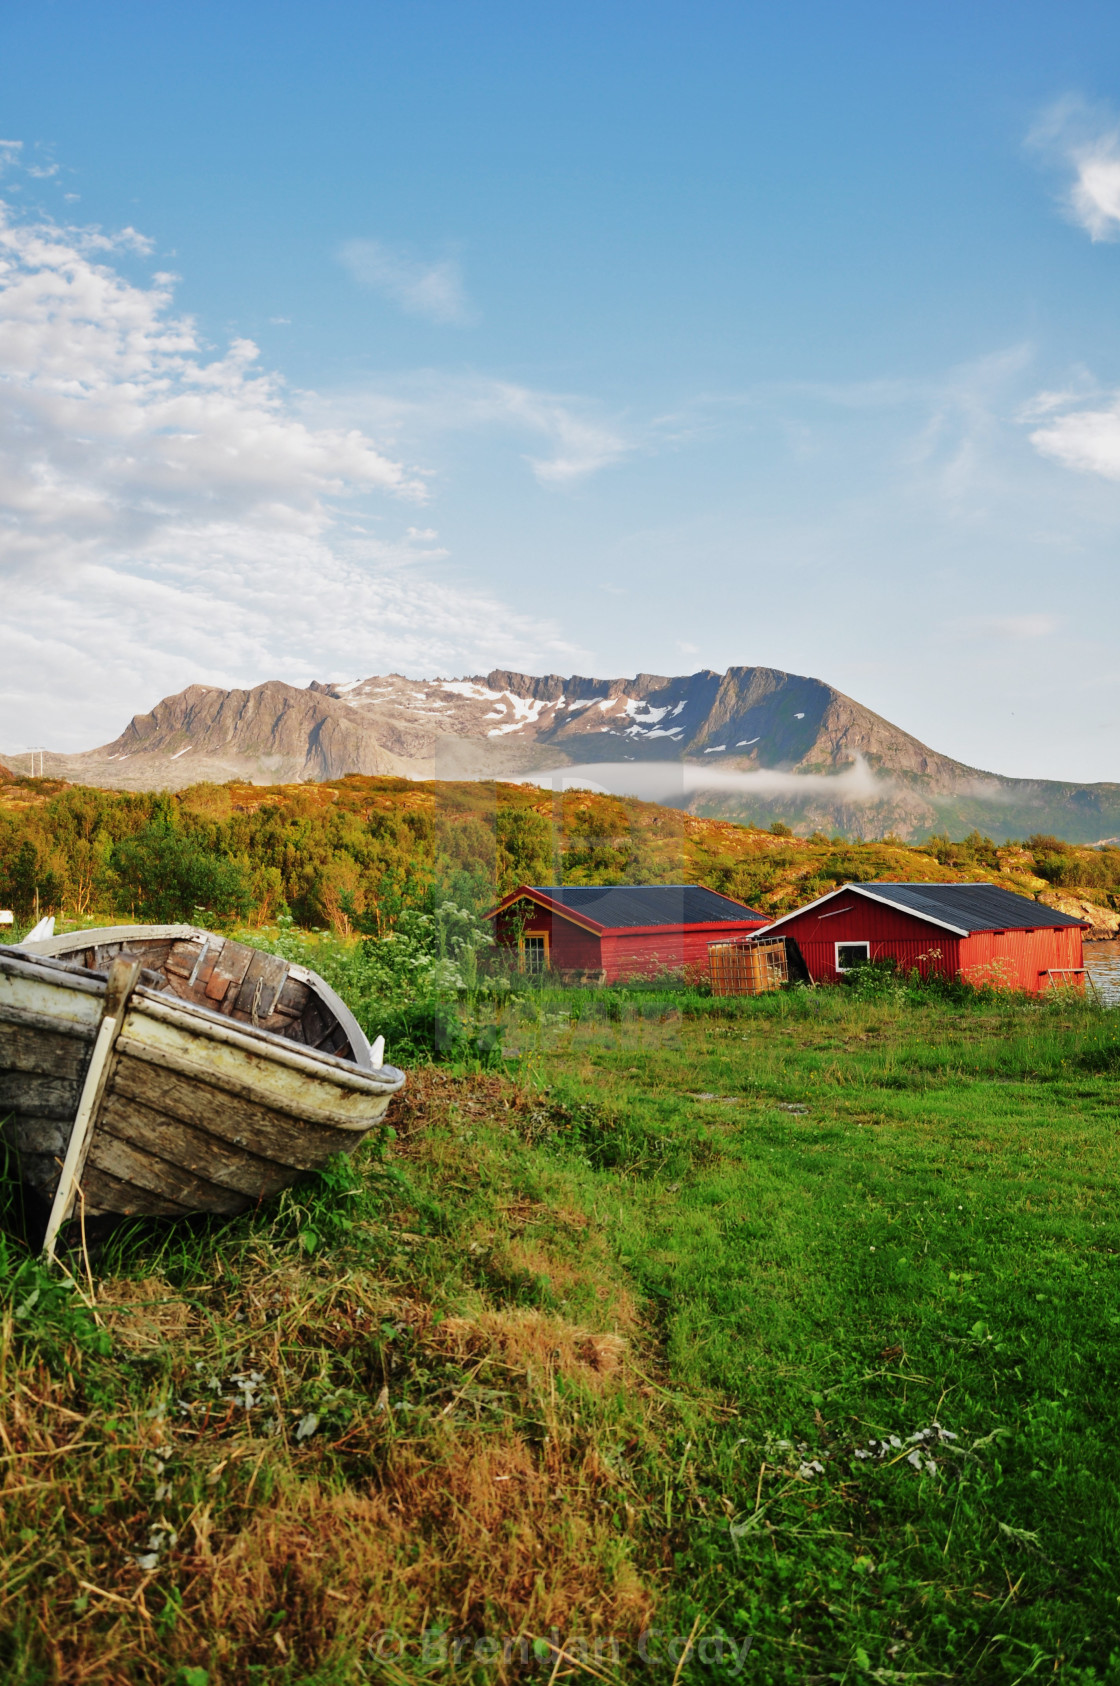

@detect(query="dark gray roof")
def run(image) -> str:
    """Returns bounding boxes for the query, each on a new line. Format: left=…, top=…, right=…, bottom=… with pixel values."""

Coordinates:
left=850, top=881, right=1086, bottom=934
left=525, top=884, right=766, bottom=929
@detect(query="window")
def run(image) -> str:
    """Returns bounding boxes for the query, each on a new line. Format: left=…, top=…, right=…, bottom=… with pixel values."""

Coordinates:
left=521, top=934, right=548, bottom=974
left=835, top=941, right=870, bottom=973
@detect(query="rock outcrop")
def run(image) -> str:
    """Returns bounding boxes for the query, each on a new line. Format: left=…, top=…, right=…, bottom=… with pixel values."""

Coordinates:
left=1039, top=891, right=1120, bottom=942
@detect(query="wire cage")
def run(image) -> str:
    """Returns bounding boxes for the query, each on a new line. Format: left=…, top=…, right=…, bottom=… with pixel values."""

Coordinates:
left=708, top=934, right=790, bottom=997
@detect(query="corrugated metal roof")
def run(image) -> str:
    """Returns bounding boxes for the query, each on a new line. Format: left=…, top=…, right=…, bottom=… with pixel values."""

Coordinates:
left=526, top=885, right=766, bottom=929
left=852, top=881, right=1086, bottom=933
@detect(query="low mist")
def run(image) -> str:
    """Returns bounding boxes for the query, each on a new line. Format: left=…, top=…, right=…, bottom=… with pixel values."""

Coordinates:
left=501, top=756, right=891, bottom=805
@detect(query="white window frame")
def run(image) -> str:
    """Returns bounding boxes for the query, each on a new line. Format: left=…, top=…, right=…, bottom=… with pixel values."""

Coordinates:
left=834, top=940, right=870, bottom=973
left=520, top=932, right=549, bottom=974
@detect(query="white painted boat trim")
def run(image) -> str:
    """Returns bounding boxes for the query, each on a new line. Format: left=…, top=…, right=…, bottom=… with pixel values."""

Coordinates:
left=21, top=923, right=207, bottom=954
left=41, top=1013, right=119, bottom=1263
left=131, top=992, right=404, bottom=1094
left=42, top=957, right=142, bottom=1263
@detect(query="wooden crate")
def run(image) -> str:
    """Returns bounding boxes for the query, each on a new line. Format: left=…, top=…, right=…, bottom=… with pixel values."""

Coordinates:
left=709, top=936, right=789, bottom=997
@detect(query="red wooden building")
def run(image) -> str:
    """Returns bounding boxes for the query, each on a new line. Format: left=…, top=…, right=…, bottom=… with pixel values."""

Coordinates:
left=761, top=881, right=1087, bottom=993
left=487, top=884, right=768, bottom=984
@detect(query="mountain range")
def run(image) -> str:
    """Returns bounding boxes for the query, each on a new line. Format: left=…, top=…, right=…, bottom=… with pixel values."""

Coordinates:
left=8, top=666, right=1120, bottom=843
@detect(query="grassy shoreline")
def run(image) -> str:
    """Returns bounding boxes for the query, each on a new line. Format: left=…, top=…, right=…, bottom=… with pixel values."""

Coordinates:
left=2, top=981, right=1119, bottom=1682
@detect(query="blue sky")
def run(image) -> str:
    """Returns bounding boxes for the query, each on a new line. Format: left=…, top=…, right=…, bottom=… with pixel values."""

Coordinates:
left=3, top=1, right=1120, bottom=782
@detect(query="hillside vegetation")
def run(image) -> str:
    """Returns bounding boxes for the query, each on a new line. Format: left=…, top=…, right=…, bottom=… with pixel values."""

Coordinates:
left=2, top=772, right=1119, bottom=936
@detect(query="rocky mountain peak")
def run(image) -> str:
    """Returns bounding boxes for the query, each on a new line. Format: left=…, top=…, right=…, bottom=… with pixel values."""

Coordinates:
left=11, top=663, right=1120, bottom=843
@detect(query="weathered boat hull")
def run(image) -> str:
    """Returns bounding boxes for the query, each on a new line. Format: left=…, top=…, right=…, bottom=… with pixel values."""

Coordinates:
left=0, top=931, right=405, bottom=1228
left=0, top=952, right=103, bottom=1206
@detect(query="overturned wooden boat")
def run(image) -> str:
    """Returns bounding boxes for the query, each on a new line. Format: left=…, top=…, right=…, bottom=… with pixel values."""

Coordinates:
left=0, top=924, right=405, bottom=1255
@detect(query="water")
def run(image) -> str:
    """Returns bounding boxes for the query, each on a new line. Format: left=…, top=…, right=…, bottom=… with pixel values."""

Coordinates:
left=1085, top=940, right=1120, bottom=1007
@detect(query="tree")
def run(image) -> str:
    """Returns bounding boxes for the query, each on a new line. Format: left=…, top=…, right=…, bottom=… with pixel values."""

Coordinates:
left=109, top=822, right=254, bottom=924
left=495, top=806, right=553, bottom=892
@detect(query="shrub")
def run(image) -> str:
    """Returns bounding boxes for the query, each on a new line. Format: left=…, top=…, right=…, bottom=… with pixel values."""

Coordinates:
left=840, top=956, right=907, bottom=1001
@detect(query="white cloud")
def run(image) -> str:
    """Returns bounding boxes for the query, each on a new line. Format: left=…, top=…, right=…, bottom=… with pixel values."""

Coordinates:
left=1029, top=97, right=1120, bottom=242
left=0, top=202, right=575, bottom=751
left=1029, top=399, right=1120, bottom=479
left=337, top=238, right=474, bottom=325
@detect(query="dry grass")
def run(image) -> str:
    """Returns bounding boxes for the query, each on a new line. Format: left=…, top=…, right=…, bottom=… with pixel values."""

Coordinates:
left=433, top=1307, right=629, bottom=1386
left=0, top=1071, right=670, bottom=1684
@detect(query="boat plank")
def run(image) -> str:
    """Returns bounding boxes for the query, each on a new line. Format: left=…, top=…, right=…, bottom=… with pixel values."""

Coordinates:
left=108, top=1053, right=366, bottom=1167
left=97, top=1089, right=294, bottom=1198
left=207, top=943, right=254, bottom=1013
left=165, top=940, right=204, bottom=978
left=0, top=1073, right=84, bottom=1117
left=115, top=1021, right=388, bottom=1112
left=81, top=1163, right=194, bottom=1218
left=89, top=1129, right=250, bottom=1214
left=233, top=949, right=289, bottom=1021
left=278, top=976, right=308, bottom=1013
left=0, top=1017, right=96, bottom=1074
left=300, top=999, right=330, bottom=1047
left=95, top=941, right=175, bottom=971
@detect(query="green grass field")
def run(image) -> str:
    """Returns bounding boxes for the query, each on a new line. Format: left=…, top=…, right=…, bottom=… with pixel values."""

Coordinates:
left=3, top=980, right=1119, bottom=1683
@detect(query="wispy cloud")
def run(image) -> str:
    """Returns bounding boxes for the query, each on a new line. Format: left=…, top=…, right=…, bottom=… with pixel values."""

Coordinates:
left=0, top=200, right=574, bottom=750
left=337, top=238, right=474, bottom=325
left=954, top=613, right=1060, bottom=640
left=315, top=372, right=633, bottom=487
left=500, top=384, right=631, bottom=484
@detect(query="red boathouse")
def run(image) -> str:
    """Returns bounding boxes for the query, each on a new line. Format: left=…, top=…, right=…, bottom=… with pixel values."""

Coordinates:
left=761, top=881, right=1088, bottom=993
left=487, top=884, right=768, bottom=984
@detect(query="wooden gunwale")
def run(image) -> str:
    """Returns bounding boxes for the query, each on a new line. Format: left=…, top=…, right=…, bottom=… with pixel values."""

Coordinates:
left=128, top=991, right=399, bottom=1095
left=0, top=950, right=107, bottom=996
